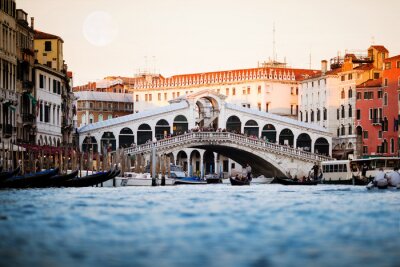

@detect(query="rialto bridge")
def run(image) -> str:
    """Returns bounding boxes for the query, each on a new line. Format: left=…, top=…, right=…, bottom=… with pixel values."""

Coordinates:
left=78, top=89, right=333, bottom=177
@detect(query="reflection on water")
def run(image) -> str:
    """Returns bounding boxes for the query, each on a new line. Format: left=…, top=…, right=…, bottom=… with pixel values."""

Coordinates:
left=0, top=185, right=399, bottom=267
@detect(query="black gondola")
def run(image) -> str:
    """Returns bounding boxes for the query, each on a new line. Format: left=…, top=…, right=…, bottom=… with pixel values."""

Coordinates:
left=230, top=177, right=250, bottom=186
left=0, top=166, right=21, bottom=182
left=272, top=177, right=318, bottom=186
left=0, top=168, right=59, bottom=188
left=38, top=169, right=79, bottom=188
left=60, top=170, right=113, bottom=187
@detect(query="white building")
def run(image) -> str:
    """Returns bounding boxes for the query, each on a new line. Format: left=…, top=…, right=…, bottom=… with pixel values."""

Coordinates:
left=131, top=66, right=320, bottom=122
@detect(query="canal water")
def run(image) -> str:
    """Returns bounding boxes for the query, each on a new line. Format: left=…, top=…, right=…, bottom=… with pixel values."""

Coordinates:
left=0, top=184, right=399, bottom=267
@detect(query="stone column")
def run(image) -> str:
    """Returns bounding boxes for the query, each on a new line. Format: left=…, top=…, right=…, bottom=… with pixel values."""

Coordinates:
left=214, top=152, right=218, bottom=174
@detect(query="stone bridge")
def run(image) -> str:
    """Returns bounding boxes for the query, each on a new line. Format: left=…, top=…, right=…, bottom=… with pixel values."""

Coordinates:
left=124, top=132, right=332, bottom=178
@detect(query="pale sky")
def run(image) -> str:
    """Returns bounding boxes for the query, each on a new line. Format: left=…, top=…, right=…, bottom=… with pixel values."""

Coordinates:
left=18, top=0, right=400, bottom=86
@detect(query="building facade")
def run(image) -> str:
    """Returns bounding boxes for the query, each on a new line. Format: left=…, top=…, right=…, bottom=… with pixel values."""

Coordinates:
left=299, top=45, right=396, bottom=159
left=0, top=0, right=18, bottom=145
left=34, top=30, right=73, bottom=147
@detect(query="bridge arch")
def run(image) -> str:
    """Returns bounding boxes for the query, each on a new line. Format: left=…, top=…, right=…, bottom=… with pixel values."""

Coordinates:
left=137, top=124, right=152, bottom=145
left=176, top=150, right=188, bottom=171
left=155, top=119, right=170, bottom=140
left=101, top=132, right=116, bottom=152
left=296, top=133, right=311, bottom=152
left=314, top=137, right=329, bottom=155
left=119, top=127, right=134, bottom=148
left=244, top=120, right=259, bottom=137
left=261, top=124, right=276, bottom=143
left=189, top=150, right=201, bottom=176
left=82, top=136, right=98, bottom=153
left=279, top=128, right=294, bottom=147
left=173, top=115, right=188, bottom=135
left=226, top=115, right=241, bottom=133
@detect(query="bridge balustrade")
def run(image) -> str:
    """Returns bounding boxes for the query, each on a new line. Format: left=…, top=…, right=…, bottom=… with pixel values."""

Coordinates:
left=123, top=132, right=332, bottom=162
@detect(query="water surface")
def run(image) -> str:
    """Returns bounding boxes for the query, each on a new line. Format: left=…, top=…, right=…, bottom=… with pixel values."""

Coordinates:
left=0, top=184, right=399, bottom=267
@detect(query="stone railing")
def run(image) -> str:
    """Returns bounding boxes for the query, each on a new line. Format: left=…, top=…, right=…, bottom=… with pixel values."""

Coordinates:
left=124, top=132, right=333, bottom=162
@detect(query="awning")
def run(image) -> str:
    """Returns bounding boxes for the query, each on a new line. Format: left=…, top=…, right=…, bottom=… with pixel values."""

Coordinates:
left=2, top=144, right=26, bottom=152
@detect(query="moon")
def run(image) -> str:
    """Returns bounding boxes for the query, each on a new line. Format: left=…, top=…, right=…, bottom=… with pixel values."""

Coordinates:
left=82, top=11, right=119, bottom=47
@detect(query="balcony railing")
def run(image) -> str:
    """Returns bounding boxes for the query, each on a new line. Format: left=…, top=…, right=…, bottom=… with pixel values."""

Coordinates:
left=371, top=117, right=382, bottom=125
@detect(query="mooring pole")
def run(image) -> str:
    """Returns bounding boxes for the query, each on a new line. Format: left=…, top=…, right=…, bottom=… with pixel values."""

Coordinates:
left=151, top=141, right=157, bottom=186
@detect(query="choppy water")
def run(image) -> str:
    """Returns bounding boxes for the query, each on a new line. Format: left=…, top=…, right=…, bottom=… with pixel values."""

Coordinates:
left=0, top=184, right=399, bottom=267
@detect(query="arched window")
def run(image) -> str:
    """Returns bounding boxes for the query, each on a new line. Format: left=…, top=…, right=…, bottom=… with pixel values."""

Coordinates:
left=323, top=108, right=327, bottom=120
left=348, top=105, right=352, bottom=118
left=89, top=114, right=94, bottom=124
left=316, top=109, right=320, bottom=121
left=310, top=110, right=314, bottom=122
left=391, top=138, right=395, bottom=154
left=348, top=123, right=352, bottom=135
left=341, top=105, right=345, bottom=118
left=305, top=111, right=308, bottom=122
left=299, top=111, right=303, bottom=121
left=341, top=89, right=345, bottom=99
left=348, top=88, right=353, bottom=98
left=384, top=93, right=388, bottom=105
left=341, top=124, right=345, bottom=136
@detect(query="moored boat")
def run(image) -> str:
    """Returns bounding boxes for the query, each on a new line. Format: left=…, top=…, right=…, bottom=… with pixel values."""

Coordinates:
left=205, top=174, right=222, bottom=184
left=0, top=166, right=21, bottom=182
left=0, top=168, right=59, bottom=188
left=174, top=176, right=207, bottom=185
left=39, top=169, right=79, bottom=187
left=59, top=170, right=113, bottom=187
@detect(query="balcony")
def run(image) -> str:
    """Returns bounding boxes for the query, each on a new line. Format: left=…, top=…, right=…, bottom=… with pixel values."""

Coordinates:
left=22, top=113, right=36, bottom=125
left=371, top=118, right=382, bottom=125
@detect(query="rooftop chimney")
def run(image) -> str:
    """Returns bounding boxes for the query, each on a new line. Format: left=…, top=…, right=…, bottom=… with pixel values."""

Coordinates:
left=321, top=60, right=327, bottom=74
left=31, top=17, right=34, bottom=30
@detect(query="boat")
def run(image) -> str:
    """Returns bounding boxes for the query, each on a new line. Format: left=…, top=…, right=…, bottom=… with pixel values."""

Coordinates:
left=59, top=170, right=113, bottom=187
left=174, top=176, right=207, bottom=185
left=0, top=166, right=21, bottom=182
left=251, top=175, right=274, bottom=184
left=229, top=177, right=250, bottom=186
left=321, top=157, right=400, bottom=185
left=271, top=177, right=318, bottom=185
left=205, top=174, right=222, bottom=184
left=0, top=168, right=59, bottom=188
left=39, top=169, right=79, bottom=187
left=366, top=181, right=399, bottom=190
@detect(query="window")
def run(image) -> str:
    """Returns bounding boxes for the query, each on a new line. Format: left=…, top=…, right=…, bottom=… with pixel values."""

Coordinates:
left=177, top=92, right=180, bottom=97
left=337, top=109, right=339, bottom=120
left=337, top=128, right=340, bottom=137
left=356, top=109, right=361, bottom=120
left=216, top=89, right=220, bottom=94
left=158, top=93, right=161, bottom=101
left=135, top=95, right=139, bottom=102
left=341, top=75, right=345, bottom=81
left=258, top=86, right=261, bottom=94
left=341, top=125, right=345, bottom=135
left=384, top=93, right=388, bottom=105
left=258, top=103, right=261, bottom=111
left=290, top=87, right=294, bottom=95
left=356, top=92, right=361, bottom=99
left=363, top=131, right=368, bottom=139
left=348, top=105, right=352, bottom=117
left=374, top=73, right=380, bottom=79
left=172, top=92, right=176, bottom=98
left=149, top=94, right=152, bottom=101
left=164, top=93, right=167, bottom=100
left=108, top=114, right=113, bottom=120
left=348, top=88, right=352, bottom=98
left=323, top=108, right=327, bottom=120
left=45, top=41, right=52, bottom=51
left=232, top=88, right=236, bottom=96
left=145, top=94, right=148, bottom=101
left=378, top=90, right=383, bottom=98
left=364, top=91, right=373, bottom=99
left=348, top=124, right=352, bottom=135
left=291, top=105, right=294, bottom=115
left=300, top=111, right=303, bottom=121
left=363, top=146, right=368, bottom=154
left=341, top=89, right=345, bottom=99
left=378, top=131, right=382, bottom=138
left=266, top=103, right=269, bottom=112
left=385, top=62, right=392, bottom=70
left=397, top=61, right=400, bottom=68
left=384, top=78, right=388, bottom=87
left=341, top=105, right=345, bottom=118
left=39, top=74, right=44, bottom=88
left=53, top=79, right=56, bottom=93
left=98, top=114, right=103, bottom=122
left=296, top=105, right=298, bottom=115
left=242, top=89, right=246, bottom=95
left=391, top=139, right=395, bottom=154
left=296, top=87, right=299, bottom=95
left=247, top=87, right=251, bottom=94
left=226, top=88, right=229, bottom=95
left=348, top=73, right=353, bottom=80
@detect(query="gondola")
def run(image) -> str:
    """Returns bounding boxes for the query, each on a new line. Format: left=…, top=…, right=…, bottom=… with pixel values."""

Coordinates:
left=38, top=169, right=79, bottom=188
left=0, top=166, right=21, bottom=182
left=271, top=177, right=318, bottom=186
left=60, top=170, right=113, bottom=187
left=0, top=168, right=59, bottom=188
left=230, top=177, right=250, bottom=186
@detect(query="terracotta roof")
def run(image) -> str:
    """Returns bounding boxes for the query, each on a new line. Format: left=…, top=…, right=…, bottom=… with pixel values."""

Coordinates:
left=370, top=45, right=388, bottom=53
left=356, top=78, right=382, bottom=88
left=34, top=30, right=63, bottom=42
left=354, top=63, right=374, bottom=71
left=384, top=55, right=400, bottom=62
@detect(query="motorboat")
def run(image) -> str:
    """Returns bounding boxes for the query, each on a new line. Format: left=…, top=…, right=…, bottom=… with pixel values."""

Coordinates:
left=205, top=174, right=222, bottom=184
